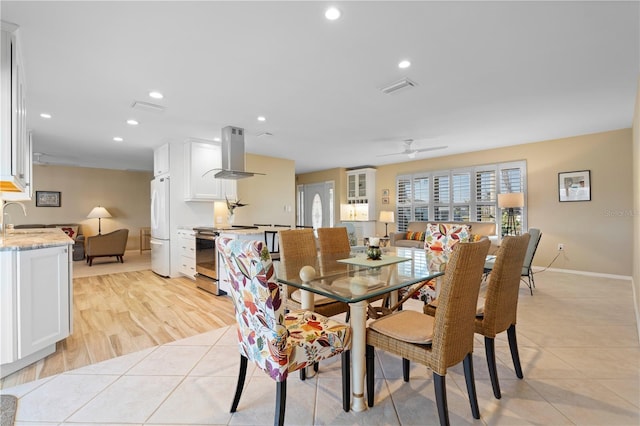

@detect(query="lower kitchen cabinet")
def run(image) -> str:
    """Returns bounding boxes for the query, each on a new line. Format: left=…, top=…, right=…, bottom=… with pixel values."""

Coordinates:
left=177, top=229, right=196, bottom=279
left=0, top=244, right=72, bottom=377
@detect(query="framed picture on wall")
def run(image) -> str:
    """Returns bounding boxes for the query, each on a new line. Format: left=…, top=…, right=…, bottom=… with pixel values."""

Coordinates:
left=36, top=191, right=61, bottom=207
left=558, top=170, right=591, bottom=202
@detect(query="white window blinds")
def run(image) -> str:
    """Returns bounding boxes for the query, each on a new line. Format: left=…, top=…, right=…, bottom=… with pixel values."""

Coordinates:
left=395, top=161, right=526, bottom=232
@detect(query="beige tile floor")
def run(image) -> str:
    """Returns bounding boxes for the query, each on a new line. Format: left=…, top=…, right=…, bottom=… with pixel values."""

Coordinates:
left=2, top=270, right=639, bottom=425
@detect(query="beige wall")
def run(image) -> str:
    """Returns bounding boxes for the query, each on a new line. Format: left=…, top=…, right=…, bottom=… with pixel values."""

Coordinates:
left=632, top=75, right=640, bottom=336
left=298, top=129, right=634, bottom=277
left=230, top=153, right=296, bottom=227
left=9, top=165, right=152, bottom=250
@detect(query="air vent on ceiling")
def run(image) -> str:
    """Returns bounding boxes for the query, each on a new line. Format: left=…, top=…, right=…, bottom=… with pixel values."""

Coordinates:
left=131, top=101, right=166, bottom=113
left=380, top=78, right=418, bottom=94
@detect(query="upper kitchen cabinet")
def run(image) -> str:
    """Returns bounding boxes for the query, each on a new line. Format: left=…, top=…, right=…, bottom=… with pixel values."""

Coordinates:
left=183, top=139, right=236, bottom=202
left=346, top=168, right=376, bottom=218
left=153, top=143, right=169, bottom=177
left=1, top=21, right=30, bottom=198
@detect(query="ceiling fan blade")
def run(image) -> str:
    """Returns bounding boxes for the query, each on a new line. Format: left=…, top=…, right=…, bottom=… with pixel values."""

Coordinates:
left=413, top=146, right=448, bottom=153
left=376, top=152, right=407, bottom=157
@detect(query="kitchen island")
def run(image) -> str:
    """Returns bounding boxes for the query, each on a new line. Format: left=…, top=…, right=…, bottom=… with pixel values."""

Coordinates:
left=0, top=228, right=73, bottom=378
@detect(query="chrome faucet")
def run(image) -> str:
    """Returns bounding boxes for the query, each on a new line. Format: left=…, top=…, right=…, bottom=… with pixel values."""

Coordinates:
left=1, top=200, right=27, bottom=239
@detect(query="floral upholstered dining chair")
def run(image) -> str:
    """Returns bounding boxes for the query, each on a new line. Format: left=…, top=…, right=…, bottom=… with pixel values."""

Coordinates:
left=217, top=237, right=352, bottom=426
left=397, top=223, right=472, bottom=305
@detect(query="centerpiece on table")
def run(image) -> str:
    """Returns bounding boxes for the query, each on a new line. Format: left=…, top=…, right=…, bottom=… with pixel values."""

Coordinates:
left=366, top=237, right=382, bottom=260
left=226, top=197, right=248, bottom=225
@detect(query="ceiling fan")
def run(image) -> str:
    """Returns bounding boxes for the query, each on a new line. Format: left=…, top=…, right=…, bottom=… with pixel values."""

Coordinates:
left=33, top=152, right=77, bottom=166
left=378, top=139, right=447, bottom=159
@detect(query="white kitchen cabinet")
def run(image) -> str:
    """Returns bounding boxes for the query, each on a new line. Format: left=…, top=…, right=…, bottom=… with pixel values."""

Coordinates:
left=184, top=139, right=236, bottom=202
left=346, top=168, right=376, bottom=220
left=1, top=21, right=30, bottom=197
left=1, top=244, right=72, bottom=377
left=153, top=143, right=170, bottom=177
left=177, top=229, right=196, bottom=279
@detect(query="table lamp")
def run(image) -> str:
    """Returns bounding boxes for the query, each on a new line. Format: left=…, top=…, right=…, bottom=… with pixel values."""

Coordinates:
left=87, top=206, right=112, bottom=235
left=497, top=192, right=524, bottom=236
left=379, top=211, right=395, bottom=238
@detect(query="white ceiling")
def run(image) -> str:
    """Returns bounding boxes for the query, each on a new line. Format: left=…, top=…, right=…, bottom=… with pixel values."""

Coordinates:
left=2, top=1, right=639, bottom=174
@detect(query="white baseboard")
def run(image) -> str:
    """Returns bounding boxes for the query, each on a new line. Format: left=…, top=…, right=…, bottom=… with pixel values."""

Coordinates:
left=535, top=266, right=632, bottom=281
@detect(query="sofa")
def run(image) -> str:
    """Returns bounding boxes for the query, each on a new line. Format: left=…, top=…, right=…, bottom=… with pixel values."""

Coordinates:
left=15, top=224, right=85, bottom=260
left=389, top=221, right=499, bottom=253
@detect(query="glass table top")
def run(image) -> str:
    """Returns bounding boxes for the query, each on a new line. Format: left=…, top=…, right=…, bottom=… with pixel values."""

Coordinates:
left=275, top=248, right=443, bottom=304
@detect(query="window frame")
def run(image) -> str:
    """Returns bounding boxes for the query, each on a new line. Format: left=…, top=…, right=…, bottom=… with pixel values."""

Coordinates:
left=396, top=160, right=527, bottom=234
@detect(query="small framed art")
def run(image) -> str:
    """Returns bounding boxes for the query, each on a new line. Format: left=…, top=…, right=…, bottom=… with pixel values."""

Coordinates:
left=558, top=170, right=590, bottom=202
left=36, top=191, right=61, bottom=207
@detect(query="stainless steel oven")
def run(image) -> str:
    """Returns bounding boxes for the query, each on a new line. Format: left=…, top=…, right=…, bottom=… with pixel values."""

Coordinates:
left=194, top=228, right=223, bottom=295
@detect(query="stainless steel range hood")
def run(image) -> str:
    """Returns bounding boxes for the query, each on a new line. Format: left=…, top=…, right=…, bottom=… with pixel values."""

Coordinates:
left=214, top=126, right=264, bottom=180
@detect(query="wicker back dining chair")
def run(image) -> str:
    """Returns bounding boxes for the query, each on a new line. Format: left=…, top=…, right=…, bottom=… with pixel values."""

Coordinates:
left=365, top=238, right=491, bottom=426
left=277, top=228, right=351, bottom=319
left=316, top=226, right=351, bottom=259
left=217, top=237, right=352, bottom=425
left=473, top=233, right=530, bottom=399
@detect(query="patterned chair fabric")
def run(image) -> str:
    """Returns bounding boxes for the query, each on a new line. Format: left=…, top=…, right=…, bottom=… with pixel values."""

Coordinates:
left=400, top=223, right=471, bottom=304
left=217, top=237, right=351, bottom=382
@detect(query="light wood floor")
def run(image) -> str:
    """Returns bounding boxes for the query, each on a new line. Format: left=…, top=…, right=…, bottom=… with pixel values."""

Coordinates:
left=0, top=269, right=237, bottom=389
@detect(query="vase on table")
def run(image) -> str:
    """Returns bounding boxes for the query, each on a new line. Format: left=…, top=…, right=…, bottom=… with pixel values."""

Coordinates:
left=228, top=212, right=235, bottom=225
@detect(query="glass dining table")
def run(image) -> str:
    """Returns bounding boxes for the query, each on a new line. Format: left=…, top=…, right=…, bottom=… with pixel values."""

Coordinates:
left=275, top=247, right=443, bottom=412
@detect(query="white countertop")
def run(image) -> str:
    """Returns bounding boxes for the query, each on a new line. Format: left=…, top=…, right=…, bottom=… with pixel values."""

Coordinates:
left=0, top=228, right=73, bottom=251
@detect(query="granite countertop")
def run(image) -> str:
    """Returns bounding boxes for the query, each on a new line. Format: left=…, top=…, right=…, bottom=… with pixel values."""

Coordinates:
left=0, top=228, right=73, bottom=251
left=216, top=228, right=265, bottom=236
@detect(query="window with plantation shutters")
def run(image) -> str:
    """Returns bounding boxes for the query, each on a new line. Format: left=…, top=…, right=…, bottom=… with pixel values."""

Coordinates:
left=475, top=168, right=497, bottom=222
left=395, top=160, right=526, bottom=233
left=396, top=176, right=412, bottom=231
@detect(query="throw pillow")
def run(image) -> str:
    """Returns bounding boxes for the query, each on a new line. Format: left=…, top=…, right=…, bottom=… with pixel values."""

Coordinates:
left=406, top=231, right=425, bottom=241
left=57, top=225, right=79, bottom=241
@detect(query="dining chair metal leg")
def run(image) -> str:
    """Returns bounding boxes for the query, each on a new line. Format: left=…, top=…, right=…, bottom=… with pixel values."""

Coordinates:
left=342, top=350, right=351, bottom=412
left=275, top=381, right=286, bottom=426
left=507, top=324, right=524, bottom=378
left=366, top=345, right=375, bottom=407
left=484, top=336, right=501, bottom=399
left=230, top=355, right=248, bottom=412
left=402, top=358, right=410, bottom=382
left=433, top=373, right=449, bottom=426
left=463, top=353, right=481, bottom=419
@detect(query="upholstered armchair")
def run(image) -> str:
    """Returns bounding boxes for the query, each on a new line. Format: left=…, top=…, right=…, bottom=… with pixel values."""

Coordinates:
left=85, top=229, right=129, bottom=266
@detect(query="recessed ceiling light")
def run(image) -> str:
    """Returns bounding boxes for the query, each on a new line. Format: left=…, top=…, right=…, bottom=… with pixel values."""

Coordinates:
left=257, top=116, right=266, bottom=122
left=149, top=91, right=163, bottom=99
left=126, top=119, right=139, bottom=126
left=113, top=137, right=123, bottom=142
left=40, top=113, right=52, bottom=119
left=398, top=60, right=411, bottom=69
left=325, top=7, right=341, bottom=20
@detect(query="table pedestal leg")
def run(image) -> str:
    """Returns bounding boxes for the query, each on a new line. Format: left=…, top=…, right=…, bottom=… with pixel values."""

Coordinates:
left=350, top=300, right=367, bottom=412
left=299, top=288, right=316, bottom=378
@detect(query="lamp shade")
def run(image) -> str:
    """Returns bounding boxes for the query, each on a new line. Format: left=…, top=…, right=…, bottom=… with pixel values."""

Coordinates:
left=379, top=211, right=395, bottom=223
left=498, top=192, right=524, bottom=209
left=87, top=206, right=112, bottom=219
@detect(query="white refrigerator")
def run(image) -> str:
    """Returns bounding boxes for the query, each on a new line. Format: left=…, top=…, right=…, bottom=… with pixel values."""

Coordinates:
left=150, top=175, right=171, bottom=277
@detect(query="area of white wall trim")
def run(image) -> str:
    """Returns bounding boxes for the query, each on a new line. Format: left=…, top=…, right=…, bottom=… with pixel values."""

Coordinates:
left=538, top=267, right=632, bottom=281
